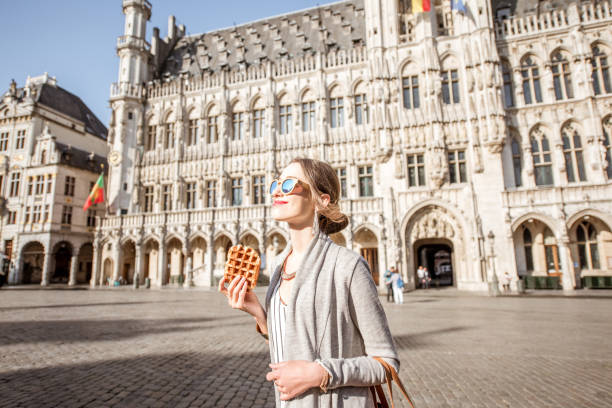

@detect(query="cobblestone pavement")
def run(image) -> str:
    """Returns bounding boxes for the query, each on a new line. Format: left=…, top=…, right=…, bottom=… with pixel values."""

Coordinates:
left=1, top=287, right=611, bottom=408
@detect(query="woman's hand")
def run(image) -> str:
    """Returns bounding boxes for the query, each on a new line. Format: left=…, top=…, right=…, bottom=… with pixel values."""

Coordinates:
left=266, top=360, right=327, bottom=401
left=218, top=276, right=265, bottom=323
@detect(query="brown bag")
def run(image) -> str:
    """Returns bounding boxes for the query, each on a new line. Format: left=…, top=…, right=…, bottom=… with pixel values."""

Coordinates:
left=369, top=357, right=415, bottom=408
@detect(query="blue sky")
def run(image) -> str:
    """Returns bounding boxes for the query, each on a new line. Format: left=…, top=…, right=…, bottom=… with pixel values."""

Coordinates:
left=0, top=0, right=324, bottom=127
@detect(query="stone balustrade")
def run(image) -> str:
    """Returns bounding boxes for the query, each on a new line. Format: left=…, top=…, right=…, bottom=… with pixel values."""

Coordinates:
left=502, top=183, right=612, bottom=209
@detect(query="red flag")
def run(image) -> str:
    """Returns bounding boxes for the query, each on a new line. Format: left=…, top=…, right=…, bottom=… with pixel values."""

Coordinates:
left=412, top=0, right=431, bottom=13
left=83, top=173, right=105, bottom=211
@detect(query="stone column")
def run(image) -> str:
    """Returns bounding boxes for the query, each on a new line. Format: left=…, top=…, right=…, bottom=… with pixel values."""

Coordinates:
left=559, top=239, right=574, bottom=292
left=157, top=241, right=167, bottom=287
left=90, top=242, right=101, bottom=288
left=112, top=241, right=122, bottom=284
left=133, top=244, right=143, bottom=287
left=41, top=251, right=51, bottom=287
left=205, top=240, right=214, bottom=287
left=68, top=254, right=78, bottom=286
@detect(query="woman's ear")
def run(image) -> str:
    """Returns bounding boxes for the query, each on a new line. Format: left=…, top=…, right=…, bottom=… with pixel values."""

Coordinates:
left=319, top=193, right=331, bottom=208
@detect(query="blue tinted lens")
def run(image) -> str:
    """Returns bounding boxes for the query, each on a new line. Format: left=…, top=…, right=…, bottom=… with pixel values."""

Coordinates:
left=269, top=180, right=278, bottom=195
left=281, top=179, right=298, bottom=194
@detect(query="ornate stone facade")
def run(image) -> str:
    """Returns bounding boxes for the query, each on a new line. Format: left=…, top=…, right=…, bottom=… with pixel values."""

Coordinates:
left=96, top=0, right=612, bottom=291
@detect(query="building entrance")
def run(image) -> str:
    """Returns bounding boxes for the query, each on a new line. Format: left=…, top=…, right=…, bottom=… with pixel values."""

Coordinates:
left=415, top=242, right=454, bottom=288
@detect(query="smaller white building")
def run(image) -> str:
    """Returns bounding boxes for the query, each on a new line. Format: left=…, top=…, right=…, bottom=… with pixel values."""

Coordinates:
left=0, top=74, right=108, bottom=285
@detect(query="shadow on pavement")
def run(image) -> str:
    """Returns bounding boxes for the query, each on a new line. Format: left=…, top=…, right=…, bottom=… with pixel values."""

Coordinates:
left=392, top=326, right=470, bottom=350
left=0, top=351, right=274, bottom=407
left=0, top=316, right=251, bottom=346
left=0, top=300, right=190, bottom=312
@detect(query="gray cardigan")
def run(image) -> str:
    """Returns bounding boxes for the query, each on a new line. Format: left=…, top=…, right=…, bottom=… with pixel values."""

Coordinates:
left=265, top=231, right=399, bottom=407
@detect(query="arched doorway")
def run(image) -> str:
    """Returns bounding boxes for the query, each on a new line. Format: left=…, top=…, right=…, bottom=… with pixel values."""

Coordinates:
left=21, top=242, right=45, bottom=284
left=77, top=243, right=93, bottom=284
left=102, top=258, right=113, bottom=286
left=213, top=234, right=233, bottom=283
left=143, top=238, right=159, bottom=284
left=414, top=240, right=454, bottom=287
left=166, top=237, right=183, bottom=285
left=52, top=241, right=73, bottom=284
left=353, top=227, right=380, bottom=285
left=121, top=240, right=136, bottom=284
left=190, top=236, right=207, bottom=285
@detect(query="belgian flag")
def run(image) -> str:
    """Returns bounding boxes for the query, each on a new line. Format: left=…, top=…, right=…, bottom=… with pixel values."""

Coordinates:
left=83, top=173, right=105, bottom=211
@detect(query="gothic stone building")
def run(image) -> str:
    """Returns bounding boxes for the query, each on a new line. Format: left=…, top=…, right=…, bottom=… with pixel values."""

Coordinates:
left=96, top=0, right=612, bottom=291
left=0, top=74, right=108, bottom=286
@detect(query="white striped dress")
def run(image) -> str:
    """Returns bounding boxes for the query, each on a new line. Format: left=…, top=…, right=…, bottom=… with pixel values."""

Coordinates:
left=269, top=278, right=287, bottom=407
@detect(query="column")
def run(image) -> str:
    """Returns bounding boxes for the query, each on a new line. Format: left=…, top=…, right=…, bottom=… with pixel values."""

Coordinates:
left=133, top=244, right=143, bottom=287
left=205, top=241, right=214, bottom=287
left=68, top=254, right=78, bottom=286
left=559, top=240, right=574, bottom=291
left=112, top=242, right=122, bottom=284
left=90, top=243, right=101, bottom=287
left=41, top=251, right=51, bottom=287
left=157, top=241, right=166, bottom=287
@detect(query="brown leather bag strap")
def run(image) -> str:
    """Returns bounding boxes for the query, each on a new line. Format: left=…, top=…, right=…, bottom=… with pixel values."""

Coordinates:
left=373, top=357, right=416, bottom=408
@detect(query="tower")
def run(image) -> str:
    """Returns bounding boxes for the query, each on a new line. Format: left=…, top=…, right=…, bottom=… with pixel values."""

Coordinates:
left=107, top=0, right=151, bottom=214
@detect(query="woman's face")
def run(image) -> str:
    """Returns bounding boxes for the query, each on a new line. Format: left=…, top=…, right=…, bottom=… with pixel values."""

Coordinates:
left=270, top=162, right=314, bottom=227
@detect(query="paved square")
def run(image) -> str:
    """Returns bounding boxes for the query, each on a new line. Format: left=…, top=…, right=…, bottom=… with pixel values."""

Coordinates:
left=1, top=287, right=611, bottom=407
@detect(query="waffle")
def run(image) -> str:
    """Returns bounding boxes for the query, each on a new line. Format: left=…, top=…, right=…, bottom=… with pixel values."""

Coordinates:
left=224, top=245, right=261, bottom=290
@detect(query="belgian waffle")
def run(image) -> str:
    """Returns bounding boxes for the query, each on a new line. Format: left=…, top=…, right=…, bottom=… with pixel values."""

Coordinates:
left=224, top=245, right=261, bottom=290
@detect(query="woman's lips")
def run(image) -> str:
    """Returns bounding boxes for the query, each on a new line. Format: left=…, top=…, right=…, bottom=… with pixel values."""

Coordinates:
left=273, top=200, right=288, bottom=206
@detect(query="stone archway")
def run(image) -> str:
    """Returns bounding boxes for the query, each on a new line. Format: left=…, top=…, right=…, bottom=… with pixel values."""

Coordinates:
left=166, top=237, right=183, bottom=286
left=189, top=236, right=208, bottom=285
left=77, top=243, right=93, bottom=284
left=353, top=227, right=380, bottom=285
left=405, top=204, right=469, bottom=290
left=52, top=241, right=73, bottom=284
left=142, top=239, right=159, bottom=285
left=20, top=242, right=45, bottom=284
left=102, top=258, right=113, bottom=286
left=120, top=240, right=136, bottom=284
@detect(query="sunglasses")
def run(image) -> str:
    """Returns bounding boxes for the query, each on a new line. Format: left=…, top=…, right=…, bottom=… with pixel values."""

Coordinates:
left=269, top=177, right=310, bottom=196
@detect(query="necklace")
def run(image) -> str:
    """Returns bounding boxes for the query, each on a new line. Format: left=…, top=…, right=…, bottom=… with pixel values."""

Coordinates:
left=281, top=251, right=297, bottom=281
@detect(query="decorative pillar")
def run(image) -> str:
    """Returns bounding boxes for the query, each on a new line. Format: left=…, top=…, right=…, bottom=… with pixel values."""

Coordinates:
left=559, top=239, right=574, bottom=291
left=41, top=251, right=51, bottom=287
left=90, top=242, right=101, bottom=287
left=112, top=241, right=122, bottom=284
left=205, top=240, right=214, bottom=287
left=133, top=243, right=143, bottom=287
left=68, top=254, right=78, bottom=286
left=157, top=240, right=166, bottom=287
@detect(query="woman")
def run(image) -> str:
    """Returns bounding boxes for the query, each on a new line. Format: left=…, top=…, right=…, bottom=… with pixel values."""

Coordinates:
left=218, top=158, right=399, bottom=407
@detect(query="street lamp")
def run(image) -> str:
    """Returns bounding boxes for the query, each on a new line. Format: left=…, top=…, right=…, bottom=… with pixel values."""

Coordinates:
left=487, top=230, right=500, bottom=297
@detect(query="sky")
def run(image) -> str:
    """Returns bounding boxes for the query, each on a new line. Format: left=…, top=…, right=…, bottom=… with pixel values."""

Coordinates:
left=0, top=0, right=326, bottom=128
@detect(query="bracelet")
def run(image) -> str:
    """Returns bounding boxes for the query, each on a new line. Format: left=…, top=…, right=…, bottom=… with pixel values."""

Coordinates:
left=319, top=367, right=330, bottom=394
left=255, top=323, right=269, bottom=340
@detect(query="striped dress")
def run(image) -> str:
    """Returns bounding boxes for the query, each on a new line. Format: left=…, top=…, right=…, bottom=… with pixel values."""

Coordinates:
left=269, top=279, right=287, bottom=406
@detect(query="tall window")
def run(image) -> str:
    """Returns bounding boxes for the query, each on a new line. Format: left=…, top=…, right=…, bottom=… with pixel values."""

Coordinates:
left=35, top=175, right=44, bottom=195
left=87, top=210, right=96, bottom=227
left=164, top=122, right=175, bottom=149
left=551, top=52, right=573, bottom=100
left=61, top=205, right=73, bottom=225
left=561, top=125, right=586, bottom=183
left=604, top=119, right=612, bottom=179
left=523, top=228, right=534, bottom=271
left=162, top=185, right=172, bottom=211
left=354, top=94, right=368, bottom=125
left=521, top=56, right=543, bottom=104
left=46, top=175, right=53, bottom=193
left=591, top=45, right=611, bottom=95
left=441, top=69, right=460, bottom=104
left=302, top=102, right=316, bottom=132
left=232, top=112, right=245, bottom=140
left=24, top=206, right=31, bottom=224
left=531, top=134, right=553, bottom=186
left=0, top=174, right=3, bottom=196
left=336, top=167, right=347, bottom=198
left=9, top=172, right=20, bottom=197
left=146, top=125, right=157, bottom=151
left=231, top=178, right=243, bottom=206
left=511, top=139, right=522, bottom=187
left=207, top=115, right=218, bottom=143
left=330, top=97, right=344, bottom=128
left=407, top=153, right=426, bottom=187
left=206, top=180, right=216, bottom=208
left=188, top=119, right=198, bottom=146
left=279, top=105, right=292, bottom=135
left=7, top=211, right=17, bottom=225
left=253, top=109, right=265, bottom=138
left=15, top=129, right=26, bottom=149
left=144, top=186, right=154, bottom=213
left=32, top=205, right=41, bottom=223
left=402, top=75, right=420, bottom=109
left=27, top=177, right=34, bottom=196
left=502, top=63, right=515, bottom=108
left=252, top=175, right=265, bottom=205
left=186, top=182, right=197, bottom=209
left=448, top=150, right=467, bottom=183
left=64, top=176, right=75, bottom=196
left=0, top=132, right=8, bottom=151
left=358, top=166, right=373, bottom=197
left=43, top=205, right=50, bottom=222
left=576, top=222, right=600, bottom=270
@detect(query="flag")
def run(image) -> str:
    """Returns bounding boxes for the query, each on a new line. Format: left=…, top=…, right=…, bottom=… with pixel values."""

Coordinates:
left=452, top=0, right=467, bottom=13
left=83, top=173, right=105, bottom=211
left=412, top=0, right=431, bottom=13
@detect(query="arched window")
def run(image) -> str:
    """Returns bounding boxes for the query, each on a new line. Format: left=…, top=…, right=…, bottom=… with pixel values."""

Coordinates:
left=576, top=221, right=600, bottom=270
left=603, top=117, right=612, bottom=180
left=502, top=61, right=514, bottom=108
left=41, top=150, right=47, bottom=165
left=543, top=228, right=561, bottom=275
left=145, top=122, right=157, bottom=151
left=252, top=98, right=265, bottom=139
left=511, top=138, right=522, bottom=187
left=278, top=94, right=292, bottom=135
left=561, top=124, right=586, bottom=183
left=521, top=56, right=543, bottom=104
left=329, top=86, right=344, bottom=128
left=163, top=115, right=175, bottom=149
left=231, top=103, right=245, bottom=141
left=591, top=45, right=611, bottom=95
left=354, top=82, right=368, bottom=125
left=207, top=105, right=218, bottom=144
left=551, top=51, right=573, bottom=100
left=187, top=110, right=198, bottom=146
left=301, top=90, right=316, bottom=132
left=441, top=57, right=460, bottom=104
left=530, top=129, right=553, bottom=186
left=523, top=228, right=534, bottom=271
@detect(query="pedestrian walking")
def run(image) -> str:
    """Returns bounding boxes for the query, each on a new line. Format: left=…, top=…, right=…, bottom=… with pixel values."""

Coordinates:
left=502, top=271, right=512, bottom=294
left=422, top=267, right=430, bottom=289
left=417, top=266, right=425, bottom=289
left=384, top=269, right=393, bottom=302
left=218, top=158, right=399, bottom=407
left=390, top=266, right=404, bottom=304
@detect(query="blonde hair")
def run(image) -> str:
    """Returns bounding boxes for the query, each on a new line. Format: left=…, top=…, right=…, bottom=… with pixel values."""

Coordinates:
left=290, top=157, right=349, bottom=235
